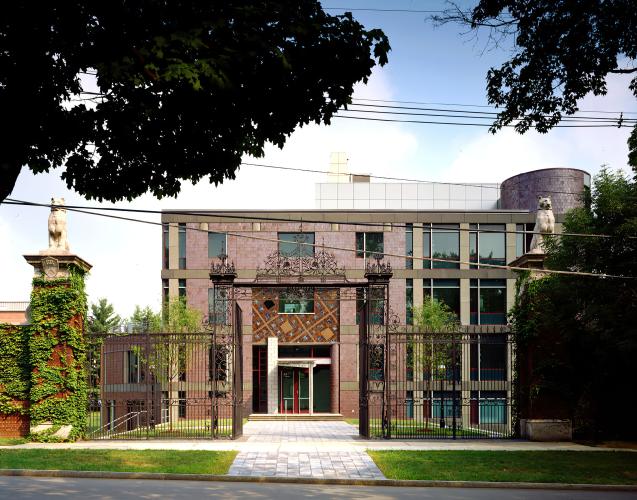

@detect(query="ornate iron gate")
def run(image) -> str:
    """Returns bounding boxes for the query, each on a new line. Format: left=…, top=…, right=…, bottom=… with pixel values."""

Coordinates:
left=359, top=261, right=513, bottom=439
left=86, top=308, right=243, bottom=439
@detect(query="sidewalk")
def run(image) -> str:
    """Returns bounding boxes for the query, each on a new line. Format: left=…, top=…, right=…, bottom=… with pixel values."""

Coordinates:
left=3, top=421, right=631, bottom=481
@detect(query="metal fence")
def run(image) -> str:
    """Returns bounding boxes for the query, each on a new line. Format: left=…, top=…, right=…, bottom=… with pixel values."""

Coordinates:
left=361, top=321, right=513, bottom=439
left=86, top=306, right=243, bottom=440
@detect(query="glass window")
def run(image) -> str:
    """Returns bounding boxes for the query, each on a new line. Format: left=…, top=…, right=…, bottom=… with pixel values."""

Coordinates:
left=424, top=279, right=460, bottom=319
left=278, top=232, right=315, bottom=257
left=162, top=279, right=169, bottom=305
left=178, top=223, right=186, bottom=269
left=406, top=278, right=413, bottom=325
left=178, top=345, right=186, bottom=381
left=127, top=351, right=141, bottom=383
left=423, top=230, right=431, bottom=269
left=470, top=279, right=507, bottom=325
left=424, top=224, right=460, bottom=269
left=405, top=223, right=413, bottom=269
left=208, top=232, right=227, bottom=259
left=469, top=224, right=505, bottom=268
left=355, top=232, right=384, bottom=258
left=279, top=290, right=315, bottom=314
left=178, top=279, right=186, bottom=299
left=479, top=391, right=507, bottom=424
left=162, top=225, right=169, bottom=269
left=178, top=391, right=186, bottom=418
left=208, top=287, right=228, bottom=324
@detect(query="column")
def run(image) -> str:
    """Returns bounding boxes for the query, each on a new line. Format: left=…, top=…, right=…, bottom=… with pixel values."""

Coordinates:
left=330, top=344, right=339, bottom=414
left=266, top=337, right=278, bottom=414
left=309, top=362, right=314, bottom=415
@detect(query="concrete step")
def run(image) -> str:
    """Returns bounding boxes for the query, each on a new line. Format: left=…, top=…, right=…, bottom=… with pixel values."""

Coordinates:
left=247, top=413, right=344, bottom=421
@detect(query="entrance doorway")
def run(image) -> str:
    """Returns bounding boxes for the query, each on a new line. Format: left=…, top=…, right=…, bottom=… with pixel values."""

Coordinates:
left=279, top=367, right=310, bottom=413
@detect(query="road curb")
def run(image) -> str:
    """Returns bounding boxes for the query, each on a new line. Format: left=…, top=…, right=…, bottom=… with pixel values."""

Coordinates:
left=0, top=469, right=636, bottom=491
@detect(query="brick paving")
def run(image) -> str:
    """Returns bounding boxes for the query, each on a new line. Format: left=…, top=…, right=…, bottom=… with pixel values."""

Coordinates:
left=228, top=450, right=383, bottom=479
left=228, top=421, right=385, bottom=479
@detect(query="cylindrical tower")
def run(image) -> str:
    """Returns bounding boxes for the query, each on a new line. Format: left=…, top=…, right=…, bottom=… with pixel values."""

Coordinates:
left=500, top=168, right=591, bottom=213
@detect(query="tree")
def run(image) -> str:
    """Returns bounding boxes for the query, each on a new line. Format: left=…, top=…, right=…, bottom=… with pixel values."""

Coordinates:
left=88, top=298, right=121, bottom=334
left=434, top=1, right=637, bottom=169
left=0, top=2, right=389, bottom=202
left=510, top=168, right=637, bottom=438
left=129, top=305, right=162, bottom=333
left=411, top=298, right=460, bottom=430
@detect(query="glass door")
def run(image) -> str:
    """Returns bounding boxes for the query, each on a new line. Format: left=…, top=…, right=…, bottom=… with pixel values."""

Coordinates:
left=280, top=368, right=294, bottom=413
left=298, top=369, right=310, bottom=413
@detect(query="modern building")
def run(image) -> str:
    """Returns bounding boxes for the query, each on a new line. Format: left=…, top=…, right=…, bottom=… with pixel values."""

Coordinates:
left=159, top=168, right=590, bottom=428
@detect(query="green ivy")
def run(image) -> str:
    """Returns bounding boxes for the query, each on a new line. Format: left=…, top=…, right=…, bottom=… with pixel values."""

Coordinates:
left=28, top=266, right=88, bottom=441
left=0, top=323, right=30, bottom=416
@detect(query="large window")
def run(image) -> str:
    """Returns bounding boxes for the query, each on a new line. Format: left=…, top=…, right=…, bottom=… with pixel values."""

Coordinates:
left=405, top=223, right=413, bottom=269
left=178, top=223, right=186, bottom=269
left=424, top=224, right=460, bottom=269
left=469, top=224, right=505, bottom=267
left=278, top=232, right=315, bottom=257
left=178, top=279, right=186, bottom=299
left=470, top=335, right=507, bottom=381
left=208, top=232, right=227, bottom=259
left=355, top=232, right=384, bottom=258
left=279, top=290, right=314, bottom=314
left=470, top=279, right=507, bottom=325
left=423, top=279, right=460, bottom=319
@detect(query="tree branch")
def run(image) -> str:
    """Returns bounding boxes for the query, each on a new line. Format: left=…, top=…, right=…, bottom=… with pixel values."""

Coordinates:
left=609, top=68, right=637, bottom=74
left=0, top=161, right=23, bottom=203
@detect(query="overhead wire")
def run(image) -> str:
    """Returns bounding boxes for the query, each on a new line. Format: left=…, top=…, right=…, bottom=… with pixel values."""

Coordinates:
left=3, top=197, right=626, bottom=240
left=14, top=200, right=637, bottom=279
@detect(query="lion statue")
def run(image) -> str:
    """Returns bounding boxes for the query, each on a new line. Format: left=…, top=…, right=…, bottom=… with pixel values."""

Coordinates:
left=48, top=197, right=70, bottom=251
left=529, top=196, right=555, bottom=254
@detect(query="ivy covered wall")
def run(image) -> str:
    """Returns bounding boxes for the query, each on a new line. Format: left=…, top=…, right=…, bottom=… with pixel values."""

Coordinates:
left=0, top=323, right=30, bottom=436
left=27, top=267, right=89, bottom=441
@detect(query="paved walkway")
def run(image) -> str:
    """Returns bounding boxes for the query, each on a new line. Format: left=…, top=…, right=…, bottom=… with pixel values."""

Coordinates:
left=228, top=421, right=384, bottom=479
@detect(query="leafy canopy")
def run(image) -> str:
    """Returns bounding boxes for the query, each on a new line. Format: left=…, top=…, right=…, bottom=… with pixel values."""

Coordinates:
left=413, top=298, right=460, bottom=331
left=434, top=1, right=637, bottom=169
left=0, top=2, right=389, bottom=202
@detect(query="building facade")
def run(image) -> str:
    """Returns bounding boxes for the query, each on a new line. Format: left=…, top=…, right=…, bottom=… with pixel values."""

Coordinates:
left=160, top=168, right=588, bottom=426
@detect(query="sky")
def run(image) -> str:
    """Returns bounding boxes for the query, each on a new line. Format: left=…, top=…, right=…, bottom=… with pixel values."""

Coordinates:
left=1, top=0, right=635, bottom=318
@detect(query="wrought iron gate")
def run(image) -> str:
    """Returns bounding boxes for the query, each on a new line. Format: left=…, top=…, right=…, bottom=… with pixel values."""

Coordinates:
left=359, top=293, right=513, bottom=440
left=86, top=306, right=243, bottom=439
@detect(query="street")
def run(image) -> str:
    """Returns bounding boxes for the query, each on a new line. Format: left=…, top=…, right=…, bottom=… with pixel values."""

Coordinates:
left=0, top=477, right=635, bottom=500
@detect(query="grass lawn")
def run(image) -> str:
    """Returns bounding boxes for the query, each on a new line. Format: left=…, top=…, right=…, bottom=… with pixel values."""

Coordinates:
left=368, top=450, right=637, bottom=485
left=0, top=438, right=27, bottom=446
left=0, top=450, right=237, bottom=475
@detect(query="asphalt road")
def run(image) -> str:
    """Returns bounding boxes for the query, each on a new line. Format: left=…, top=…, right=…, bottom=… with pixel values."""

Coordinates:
left=0, top=477, right=635, bottom=500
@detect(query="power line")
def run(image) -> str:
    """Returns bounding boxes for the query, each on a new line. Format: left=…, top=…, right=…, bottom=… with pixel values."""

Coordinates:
left=347, top=102, right=637, bottom=122
left=350, top=98, right=637, bottom=116
left=5, top=198, right=632, bottom=279
left=334, top=114, right=634, bottom=128
left=5, top=197, right=636, bottom=241
left=324, top=7, right=446, bottom=13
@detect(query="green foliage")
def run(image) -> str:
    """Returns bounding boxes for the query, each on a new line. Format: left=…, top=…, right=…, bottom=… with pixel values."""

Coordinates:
left=509, top=169, right=637, bottom=439
left=413, top=298, right=460, bottom=331
left=128, top=306, right=162, bottom=333
left=88, top=298, right=121, bottom=334
left=28, top=268, right=88, bottom=441
left=435, top=1, right=637, bottom=169
left=0, top=324, right=30, bottom=416
left=163, top=298, right=203, bottom=333
left=0, top=2, right=390, bottom=202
